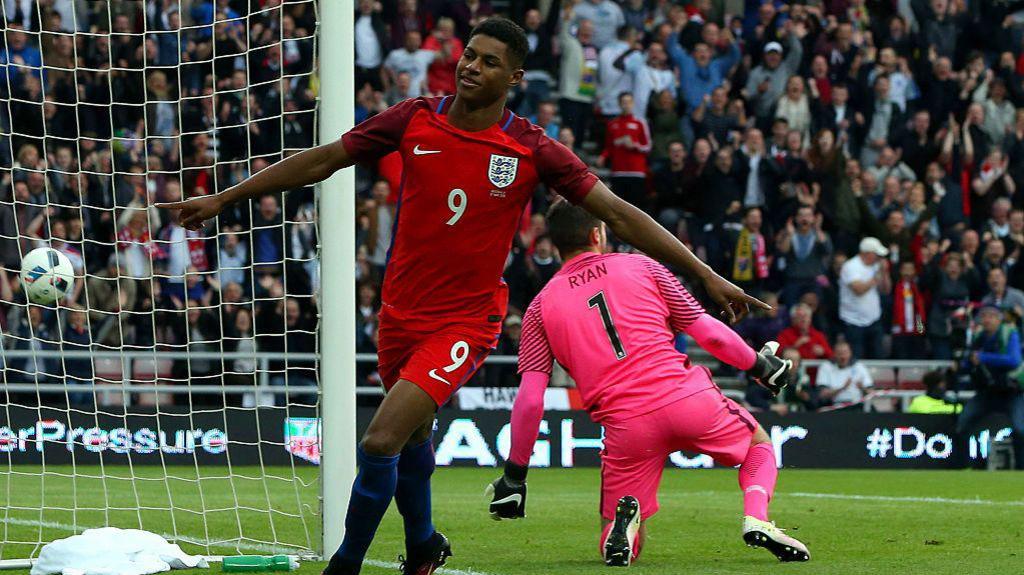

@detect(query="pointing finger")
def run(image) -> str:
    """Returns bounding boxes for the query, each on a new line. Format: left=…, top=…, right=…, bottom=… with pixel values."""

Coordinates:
left=745, top=292, right=773, bottom=311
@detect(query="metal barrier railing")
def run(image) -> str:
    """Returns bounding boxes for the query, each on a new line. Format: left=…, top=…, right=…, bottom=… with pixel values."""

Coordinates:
left=0, top=350, right=958, bottom=403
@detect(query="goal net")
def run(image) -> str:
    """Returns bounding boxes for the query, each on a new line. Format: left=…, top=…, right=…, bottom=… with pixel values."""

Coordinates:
left=0, top=0, right=332, bottom=561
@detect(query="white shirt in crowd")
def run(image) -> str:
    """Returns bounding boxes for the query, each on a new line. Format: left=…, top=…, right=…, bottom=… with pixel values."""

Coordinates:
left=816, top=360, right=874, bottom=405
left=370, top=204, right=393, bottom=267
left=383, top=48, right=435, bottom=97
left=163, top=224, right=190, bottom=284
left=355, top=14, right=382, bottom=69
left=573, top=0, right=624, bottom=49
left=597, top=39, right=632, bottom=116
left=624, top=51, right=675, bottom=120
left=744, top=150, right=764, bottom=207
left=839, top=255, right=882, bottom=327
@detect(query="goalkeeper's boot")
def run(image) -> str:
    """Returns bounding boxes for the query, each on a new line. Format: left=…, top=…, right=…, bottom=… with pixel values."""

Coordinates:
left=750, top=341, right=793, bottom=396
left=742, top=515, right=810, bottom=562
left=603, top=495, right=641, bottom=567
left=399, top=531, right=452, bottom=575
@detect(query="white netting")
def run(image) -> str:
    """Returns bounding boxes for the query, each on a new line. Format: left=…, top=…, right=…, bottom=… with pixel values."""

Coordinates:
left=0, top=0, right=323, bottom=560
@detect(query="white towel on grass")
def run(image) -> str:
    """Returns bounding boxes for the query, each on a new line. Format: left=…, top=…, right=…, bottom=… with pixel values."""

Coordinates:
left=30, top=527, right=208, bottom=575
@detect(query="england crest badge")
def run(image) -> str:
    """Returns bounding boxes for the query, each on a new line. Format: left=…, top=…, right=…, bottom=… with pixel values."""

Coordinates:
left=488, top=154, right=519, bottom=189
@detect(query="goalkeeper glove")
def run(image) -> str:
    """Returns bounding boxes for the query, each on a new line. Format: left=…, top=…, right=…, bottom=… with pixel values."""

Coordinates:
left=485, top=462, right=527, bottom=520
left=749, top=341, right=793, bottom=396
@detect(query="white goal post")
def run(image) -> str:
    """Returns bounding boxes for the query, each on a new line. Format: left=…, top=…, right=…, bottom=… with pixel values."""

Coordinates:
left=317, top=0, right=356, bottom=560
left=0, top=0, right=353, bottom=564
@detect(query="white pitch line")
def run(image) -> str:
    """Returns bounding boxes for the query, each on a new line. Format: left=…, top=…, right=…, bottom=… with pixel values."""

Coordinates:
left=363, top=558, right=498, bottom=575
left=786, top=492, right=1024, bottom=507
left=1, top=517, right=501, bottom=575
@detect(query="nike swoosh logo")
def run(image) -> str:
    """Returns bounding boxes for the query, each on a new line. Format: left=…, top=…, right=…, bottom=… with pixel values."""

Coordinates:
left=413, top=145, right=442, bottom=155
left=428, top=369, right=452, bottom=386
left=492, top=494, right=522, bottom=507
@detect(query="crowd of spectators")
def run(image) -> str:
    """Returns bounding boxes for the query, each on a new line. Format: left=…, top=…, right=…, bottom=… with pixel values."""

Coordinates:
left=3, top=0, right=1024, bottom=430
left=351, top=0, right=1024, bottom=419
left=0, top=0, right=319, bottom=406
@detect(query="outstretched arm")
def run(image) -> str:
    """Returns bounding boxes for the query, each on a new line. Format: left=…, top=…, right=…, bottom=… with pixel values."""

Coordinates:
left=646, top=260, right=790, bottom=393
left=686, top=313, right=758, bottom=370
left=158, top=138, right=352, bottom=230
left=645, top=259, right=758, bottom=369
left=160, top=98, right=419, bottom=229
left=665, top=32, right=694, bottom=76
left=582, top=183, right=770, bottom=321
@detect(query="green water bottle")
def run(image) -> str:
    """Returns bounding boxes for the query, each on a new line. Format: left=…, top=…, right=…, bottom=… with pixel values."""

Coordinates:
left=221, top=555, right=298, bottom=572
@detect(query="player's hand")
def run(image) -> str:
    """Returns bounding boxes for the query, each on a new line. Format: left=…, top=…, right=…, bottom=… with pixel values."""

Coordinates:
left=701, top=273, right=771, bottom=323
left=750, top=342, right=793, bottom=396
left=156, top=195, right=225, bottom=231
left=485, top=466, right=527, bottom=520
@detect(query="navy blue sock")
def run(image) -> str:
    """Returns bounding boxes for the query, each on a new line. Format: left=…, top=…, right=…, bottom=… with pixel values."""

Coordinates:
left=394, top=436, right=436, bottom=550
left=332, top=446, right=399, bottom=567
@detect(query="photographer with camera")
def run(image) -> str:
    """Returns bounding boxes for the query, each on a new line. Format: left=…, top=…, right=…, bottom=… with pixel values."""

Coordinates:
left=955, top=305, right=1024, bottom=469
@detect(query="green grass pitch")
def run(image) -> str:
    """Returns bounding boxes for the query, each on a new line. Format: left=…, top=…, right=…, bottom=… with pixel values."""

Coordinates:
left=2, top=466, right=1021, bottom=574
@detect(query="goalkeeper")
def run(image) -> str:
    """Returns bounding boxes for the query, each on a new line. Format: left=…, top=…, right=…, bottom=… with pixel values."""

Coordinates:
left=487, top=202, right=810, bottom=566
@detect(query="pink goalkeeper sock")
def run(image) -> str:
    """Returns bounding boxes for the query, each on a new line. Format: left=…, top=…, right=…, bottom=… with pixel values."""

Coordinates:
left=738, top=442, right=777, bottom=522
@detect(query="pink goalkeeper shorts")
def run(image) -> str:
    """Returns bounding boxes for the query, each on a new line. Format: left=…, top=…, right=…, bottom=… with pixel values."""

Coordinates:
left=599, top=386, right=758, bottom=521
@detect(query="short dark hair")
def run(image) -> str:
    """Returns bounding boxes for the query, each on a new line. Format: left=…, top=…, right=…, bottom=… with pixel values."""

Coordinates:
left=922, top=369, right=945, bottom=391
left=469, top=17, right=528, bottom=69
left=546, top=200, right=601, bottom=255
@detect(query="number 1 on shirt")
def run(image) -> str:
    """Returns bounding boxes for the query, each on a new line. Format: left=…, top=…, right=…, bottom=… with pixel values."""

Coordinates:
left=588, top=291, right=627, bottom=360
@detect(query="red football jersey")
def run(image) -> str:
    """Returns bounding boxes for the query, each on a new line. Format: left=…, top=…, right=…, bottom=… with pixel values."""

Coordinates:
left=342, top=96, right=597, bottom=327
left=600, top=113, right=651, bottom=177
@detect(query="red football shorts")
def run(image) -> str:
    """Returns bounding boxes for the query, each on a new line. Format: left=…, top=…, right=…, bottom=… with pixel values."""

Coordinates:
left=599, top=387, right=758, bottom=520
left=376, top=315, right=501, bottom=406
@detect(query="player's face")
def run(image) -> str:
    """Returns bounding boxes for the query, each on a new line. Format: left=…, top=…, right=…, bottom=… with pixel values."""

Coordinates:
left=457, top=34, right=523, bottom=104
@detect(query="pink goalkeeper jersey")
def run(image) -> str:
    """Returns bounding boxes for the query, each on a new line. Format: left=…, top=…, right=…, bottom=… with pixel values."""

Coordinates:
left=518, top=252, right=715, bottom=423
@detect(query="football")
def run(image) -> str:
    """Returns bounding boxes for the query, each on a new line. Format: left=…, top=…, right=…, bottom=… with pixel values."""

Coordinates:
left=20, top=247, right=75, bottom=305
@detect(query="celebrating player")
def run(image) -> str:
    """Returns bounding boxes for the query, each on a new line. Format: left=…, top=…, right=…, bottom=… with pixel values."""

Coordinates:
left=487, top=201, right=810, bottom=566
left=159, top=16, right=767, bottom=575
